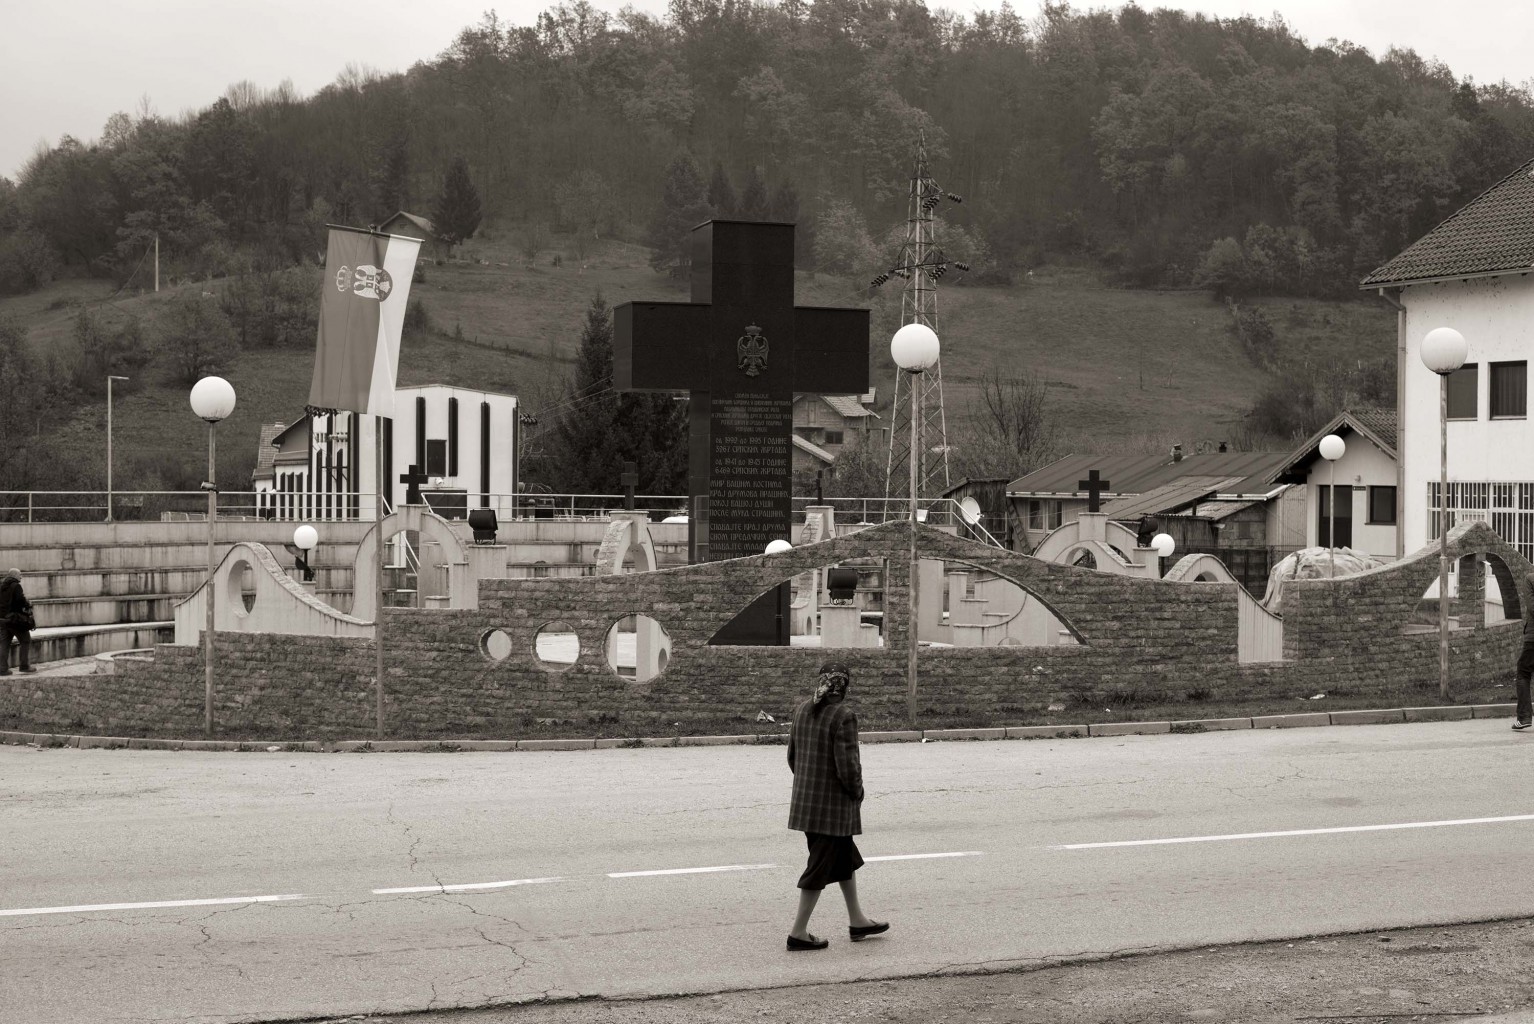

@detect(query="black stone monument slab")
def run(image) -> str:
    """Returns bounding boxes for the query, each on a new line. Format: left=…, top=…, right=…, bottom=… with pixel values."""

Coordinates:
left=614, top=221, right=869, bottom=644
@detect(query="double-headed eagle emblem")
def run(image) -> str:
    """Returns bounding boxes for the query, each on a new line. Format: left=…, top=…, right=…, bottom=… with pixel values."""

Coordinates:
left=335, top=264, right=394, bottom=301
left=737, top=323, right=768, bottom=377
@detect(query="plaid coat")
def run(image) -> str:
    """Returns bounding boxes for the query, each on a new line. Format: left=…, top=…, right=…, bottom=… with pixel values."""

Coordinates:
left=786, top=697, right=863, bottom=836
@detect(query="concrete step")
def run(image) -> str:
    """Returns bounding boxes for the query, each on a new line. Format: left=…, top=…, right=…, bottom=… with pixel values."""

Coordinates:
left=17, top=565, right=354, bottom=599
left=0, top=542, right=362, bottom=573
left=32, top=594, right=181, bottom=627
left=9, top=623, right=174, bottom=666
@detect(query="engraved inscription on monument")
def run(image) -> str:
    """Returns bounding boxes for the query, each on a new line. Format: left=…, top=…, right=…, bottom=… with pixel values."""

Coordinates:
left=710, top=392, right=792, bottom=560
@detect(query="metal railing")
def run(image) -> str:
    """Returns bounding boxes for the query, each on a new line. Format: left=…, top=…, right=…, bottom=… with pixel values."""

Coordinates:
left=0, top=490, right=1005, bottom=545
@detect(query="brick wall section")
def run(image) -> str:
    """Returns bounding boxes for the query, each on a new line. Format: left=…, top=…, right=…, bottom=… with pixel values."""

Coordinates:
left=3, top=521, right=1527, bottom=737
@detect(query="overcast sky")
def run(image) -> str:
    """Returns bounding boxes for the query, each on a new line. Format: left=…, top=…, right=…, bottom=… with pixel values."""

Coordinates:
left=4, top=0, right=1531, bottom=181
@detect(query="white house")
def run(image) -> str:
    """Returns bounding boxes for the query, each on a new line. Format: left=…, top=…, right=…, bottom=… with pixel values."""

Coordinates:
left=1362, top=157, right=1534, bottom=573
left=1264, top=408, right=1399, bottom=562
left=253, top=384, right=519, bottom=521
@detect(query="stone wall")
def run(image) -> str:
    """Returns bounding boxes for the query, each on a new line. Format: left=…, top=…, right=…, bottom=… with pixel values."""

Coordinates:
left=2, top=521, right=1525, bottom=738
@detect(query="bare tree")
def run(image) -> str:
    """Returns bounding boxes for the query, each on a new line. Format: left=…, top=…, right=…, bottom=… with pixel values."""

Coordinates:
left=951, top=367, right=1060, bottom=479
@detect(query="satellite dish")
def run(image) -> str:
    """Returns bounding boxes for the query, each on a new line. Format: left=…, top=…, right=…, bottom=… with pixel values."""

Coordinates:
left=958, top=497, right=982, bottom=526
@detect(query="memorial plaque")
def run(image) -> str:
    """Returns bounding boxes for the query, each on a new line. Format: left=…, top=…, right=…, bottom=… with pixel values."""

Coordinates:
left=614, top=220, right=870, bottom=642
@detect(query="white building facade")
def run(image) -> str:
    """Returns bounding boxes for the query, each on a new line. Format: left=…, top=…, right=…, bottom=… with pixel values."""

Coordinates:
left=1363, top=158, right=1534, bottom=572
left=253, top=384, right=519, bottom=521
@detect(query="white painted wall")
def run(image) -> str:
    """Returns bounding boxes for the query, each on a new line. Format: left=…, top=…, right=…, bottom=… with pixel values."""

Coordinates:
left=1401, top=275, right=1534, bottom=570
left=391, top=385, right=519, bottom=512
left=1303, top=435, right=1398, bottom=560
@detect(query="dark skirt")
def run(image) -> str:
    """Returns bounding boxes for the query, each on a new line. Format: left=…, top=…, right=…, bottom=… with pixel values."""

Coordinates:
left=797, top=832, right=864, bottom=890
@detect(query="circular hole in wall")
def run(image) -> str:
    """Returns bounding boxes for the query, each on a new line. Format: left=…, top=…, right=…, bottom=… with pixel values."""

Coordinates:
left=226, top=559, right=255, bottom=617
left=605, top=613, right=672, bottom=683
left=534, top=621, right=579, bottom=671
left=481, top=628, right=513, bottom=662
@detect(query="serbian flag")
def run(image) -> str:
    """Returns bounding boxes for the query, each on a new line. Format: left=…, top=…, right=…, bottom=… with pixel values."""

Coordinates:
left=309, top=225, right=421, bottom=417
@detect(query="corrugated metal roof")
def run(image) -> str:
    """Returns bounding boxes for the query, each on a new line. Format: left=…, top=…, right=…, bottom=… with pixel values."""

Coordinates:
left=1007, top=451, right=1290, bottom=499
left=1185, top=499, right=1262, bottom=521
left=1360, top=158, right=1534, bottom=287
left=1098, top=476, right=1241, bottom=519
left=821, top=394, right=876, bottom=419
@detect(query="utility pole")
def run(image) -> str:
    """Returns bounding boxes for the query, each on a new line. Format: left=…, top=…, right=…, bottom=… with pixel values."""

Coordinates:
left=876, top=133, right=968, bottom=505
left=154, top=233, right=159, bottom=292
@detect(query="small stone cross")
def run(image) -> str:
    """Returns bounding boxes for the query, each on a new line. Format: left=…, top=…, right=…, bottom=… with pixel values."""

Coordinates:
left=1078, top=469, right=1111, bottom=513
left=620, top=461, right=638, bottom=512
left=399, top=464, right=430, bottom=506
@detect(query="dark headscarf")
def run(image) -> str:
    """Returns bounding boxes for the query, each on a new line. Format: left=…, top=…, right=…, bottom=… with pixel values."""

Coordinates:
left=813, top=661, right=851, bottom=707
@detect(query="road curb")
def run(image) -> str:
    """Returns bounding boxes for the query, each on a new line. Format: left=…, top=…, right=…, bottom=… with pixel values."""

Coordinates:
left=0, top=700, right=1521, bottom=753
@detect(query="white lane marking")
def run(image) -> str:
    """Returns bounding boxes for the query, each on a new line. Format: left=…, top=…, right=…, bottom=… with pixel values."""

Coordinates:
left=608, top=863, right=776, bottom=878
left=373, top=876, right=563, bottom=894
left=0, top=894, right=309, bottom=918
left=865, top=851, right=984, bottom=862
left=1056, top=813, right=1534, bottom=850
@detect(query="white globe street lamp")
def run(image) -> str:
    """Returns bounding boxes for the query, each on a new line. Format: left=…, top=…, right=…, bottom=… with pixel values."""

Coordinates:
left=294, top=524, right=318, bottom=583
left=892, top=323, right=940, bottom=726
left=190, top=376, right=236, bottom=736
left=764, top=539, right=792, bottom=555
left=1420, top=327, right=1467, bottom=700
left=1319, top=433, right=1346, bottom=579
left=1151, top=532, right=1175, bottom=559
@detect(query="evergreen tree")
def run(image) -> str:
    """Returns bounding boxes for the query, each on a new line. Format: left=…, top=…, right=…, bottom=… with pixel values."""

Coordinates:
left=645, top=154, right=709, bottom=276
left=738, top=166, right=769, bottom=220
left=707, top=161, right=737, bottom=217
left=551, top=292, right=688, bottom=494
left=432, top=156, right=481, bottom=252
left=372, top=134, right=410, bottom=220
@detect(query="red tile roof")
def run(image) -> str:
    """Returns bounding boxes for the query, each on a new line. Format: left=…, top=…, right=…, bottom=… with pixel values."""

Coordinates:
left=1361, top=158, right=1534, bottom=287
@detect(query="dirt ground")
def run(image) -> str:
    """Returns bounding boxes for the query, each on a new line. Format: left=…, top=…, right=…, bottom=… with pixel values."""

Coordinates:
left=314, top=916, right=1534, bottom=1024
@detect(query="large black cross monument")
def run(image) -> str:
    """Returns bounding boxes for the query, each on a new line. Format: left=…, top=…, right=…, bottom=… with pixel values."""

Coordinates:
left=615, top=220, right=869, bottom=644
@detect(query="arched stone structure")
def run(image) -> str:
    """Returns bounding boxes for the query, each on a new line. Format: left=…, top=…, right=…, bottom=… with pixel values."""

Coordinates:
left=1032, top=513, right=1158, bottom=577
left=594, top=512, right=670, bottom=680
left=351, top=506, right=473, bottom=620
left=173, top=542, right=371, bottom=644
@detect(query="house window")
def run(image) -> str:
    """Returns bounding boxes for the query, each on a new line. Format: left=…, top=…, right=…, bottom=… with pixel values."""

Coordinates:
left=1368, top=485, right=1397, bottom=525
left=425, top=439, right=448, bottom=477
left=1491, top=361, right=1527, bottom=419
left=825, top=430, right=844, bottom=445
left=1028, top=500, right=1043, bottom=530
left=1446, top=364, right=1478, bottom=419
left=1049, top=501, right=1064, bottom=530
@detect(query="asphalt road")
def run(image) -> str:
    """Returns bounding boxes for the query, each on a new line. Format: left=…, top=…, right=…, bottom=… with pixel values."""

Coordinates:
left=3, top=720, right=1533, bottom=1024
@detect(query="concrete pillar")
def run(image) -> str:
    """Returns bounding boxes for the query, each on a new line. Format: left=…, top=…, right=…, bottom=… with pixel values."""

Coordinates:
left=1077, top=512, right=1107, bottom=543
left=918, top=556, right=947, bottom=643
left=822, top=604, right=873, bottom=648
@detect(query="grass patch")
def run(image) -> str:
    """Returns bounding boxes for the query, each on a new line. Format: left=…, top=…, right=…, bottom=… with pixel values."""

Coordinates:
left=0, top=231, right=1398, bottom=494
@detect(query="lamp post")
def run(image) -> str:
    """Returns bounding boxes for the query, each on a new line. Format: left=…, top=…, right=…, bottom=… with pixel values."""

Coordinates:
left=891, top=323, right=940, bottom=726
left=1421, top=327, right=1468, bottom=700
left=293, top=524, right=318, bottom=583
left=1319, top=433, right=1346, bottom=579
left=1151, top=532, right=1175, bottom=576
left=190, top=376, right=236, bottom=736
left=106, top=375, right=129, bottom=522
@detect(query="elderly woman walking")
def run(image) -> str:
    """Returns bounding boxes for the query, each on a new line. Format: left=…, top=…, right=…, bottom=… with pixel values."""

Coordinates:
left=1, top=568, right=36, bottom=676
left=785, top=661, right=887, bottom=951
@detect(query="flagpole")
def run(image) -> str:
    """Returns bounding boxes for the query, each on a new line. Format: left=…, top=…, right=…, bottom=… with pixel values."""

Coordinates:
left=376, top=413, right=386, bottom=737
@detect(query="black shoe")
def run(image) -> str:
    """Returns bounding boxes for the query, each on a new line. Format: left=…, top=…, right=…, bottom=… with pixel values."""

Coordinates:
left=787, top=934, right=828, bottom=951
left=18, top=667, right=36, bottom=674
left=849, top=921, right=889, bottom=941
left=1514, top=721, right=1532, bottom=731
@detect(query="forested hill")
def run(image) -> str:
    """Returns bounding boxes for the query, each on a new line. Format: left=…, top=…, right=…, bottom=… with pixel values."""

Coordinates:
left=3, top=0, right=1534, bottom=299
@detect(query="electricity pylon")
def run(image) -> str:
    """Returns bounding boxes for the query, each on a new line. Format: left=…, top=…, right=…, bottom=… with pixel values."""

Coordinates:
left=875, top=132, right=968, bottom=502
